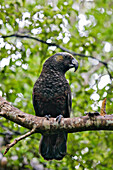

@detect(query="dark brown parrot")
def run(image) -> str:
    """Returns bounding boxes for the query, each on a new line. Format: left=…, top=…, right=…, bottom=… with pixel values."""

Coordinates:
left=33, top=52, right=78, bottom=160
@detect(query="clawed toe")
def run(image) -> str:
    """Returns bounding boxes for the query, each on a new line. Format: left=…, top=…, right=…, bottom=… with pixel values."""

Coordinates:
left=56, top=115, right=63, bottom=124
left=45, top=115, right=51, bottom=120
left=85, top=111, right=100, bottom=117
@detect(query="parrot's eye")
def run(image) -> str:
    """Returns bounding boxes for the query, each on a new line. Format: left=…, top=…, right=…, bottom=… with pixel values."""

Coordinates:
left=64, top=55, right=68, bottom=59
left=64, top=54, right=73, bottom=61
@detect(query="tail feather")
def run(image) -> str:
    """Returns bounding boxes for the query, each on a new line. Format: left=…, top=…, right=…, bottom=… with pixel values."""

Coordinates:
left=39, top=132, right=67, bottom=160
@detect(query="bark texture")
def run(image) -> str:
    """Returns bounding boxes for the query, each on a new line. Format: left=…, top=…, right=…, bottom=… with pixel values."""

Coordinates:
left=0, top=96, right=113, bottom=134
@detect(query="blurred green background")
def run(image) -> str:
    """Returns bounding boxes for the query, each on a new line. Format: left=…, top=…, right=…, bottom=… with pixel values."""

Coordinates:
left=0, top=0, right=113, bottom=169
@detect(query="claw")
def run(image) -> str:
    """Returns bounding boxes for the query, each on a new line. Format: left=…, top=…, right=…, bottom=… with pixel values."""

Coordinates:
left=85, top=111, right=100, bottom=117
left=56, top=115, right=63, bottom=124
left=94, top=111, right=100, bottom=116
left=45, top=115, right=51, bottom=120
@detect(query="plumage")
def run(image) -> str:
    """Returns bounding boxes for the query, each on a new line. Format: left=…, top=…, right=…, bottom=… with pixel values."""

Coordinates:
left=33, top=52, right=78, bottom=160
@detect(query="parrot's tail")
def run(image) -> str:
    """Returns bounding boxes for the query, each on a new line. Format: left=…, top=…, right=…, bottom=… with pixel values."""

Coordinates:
left=39, top=132, right=67, bottom=160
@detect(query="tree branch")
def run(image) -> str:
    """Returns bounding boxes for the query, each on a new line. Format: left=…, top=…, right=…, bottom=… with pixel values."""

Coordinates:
left=4, top=127, right=36, bottom=155
left=0, top=96, right=113, bottom=134
left=1, top=33, right=112, bottom=78
left=0, top=34, right=106, bottom=63
left=1, top=96, right=113, bottom=154
left=0, top=122, right=22, bottom=136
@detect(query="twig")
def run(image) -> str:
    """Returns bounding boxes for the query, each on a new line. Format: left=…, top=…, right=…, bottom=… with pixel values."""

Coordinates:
left=0, top=34, right=104, bottom=61
left=4, top=126, right=36, bottom=155
left=0, top=122, right=21, bottom=135
left=100, top=98, right=107, bottom=116
left=1, top=33, right=112, bottom=78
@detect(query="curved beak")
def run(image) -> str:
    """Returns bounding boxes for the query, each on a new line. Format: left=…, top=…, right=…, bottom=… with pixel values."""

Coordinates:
left=69, top=58, right=78, bottom=72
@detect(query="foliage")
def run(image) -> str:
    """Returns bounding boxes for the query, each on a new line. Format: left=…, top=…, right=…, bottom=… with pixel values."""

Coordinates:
left=0, top=0, right=113, bottom=169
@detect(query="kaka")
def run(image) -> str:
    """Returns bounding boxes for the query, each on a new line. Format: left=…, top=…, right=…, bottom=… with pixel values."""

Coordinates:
left=33, top=52, right=78, bottom=160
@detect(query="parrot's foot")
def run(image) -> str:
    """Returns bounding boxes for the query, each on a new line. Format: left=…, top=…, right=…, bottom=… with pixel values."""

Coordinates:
left=85, top=111, right=100, bottom=117
left=56, top=115, right=63, bottom=124
left=45, top=115, right=51, bottom=120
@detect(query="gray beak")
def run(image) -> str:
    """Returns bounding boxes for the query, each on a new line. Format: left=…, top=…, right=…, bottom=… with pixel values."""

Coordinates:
left=69, top=58, right=78, bottom=72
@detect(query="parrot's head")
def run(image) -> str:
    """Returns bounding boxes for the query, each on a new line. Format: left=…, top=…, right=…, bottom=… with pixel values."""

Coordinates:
left=43, top=52, right=78, bottom=74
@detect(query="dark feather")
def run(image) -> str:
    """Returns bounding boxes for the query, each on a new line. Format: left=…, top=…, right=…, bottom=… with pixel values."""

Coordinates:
left=32, top=52, right=78, bottom=160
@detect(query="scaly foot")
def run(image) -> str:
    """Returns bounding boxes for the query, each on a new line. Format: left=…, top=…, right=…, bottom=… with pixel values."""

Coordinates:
left=56, top=115, right=63, bottom=124
left=45, top=115, right=51, bottom=120
left=85, top=111, right=100, bottom=117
